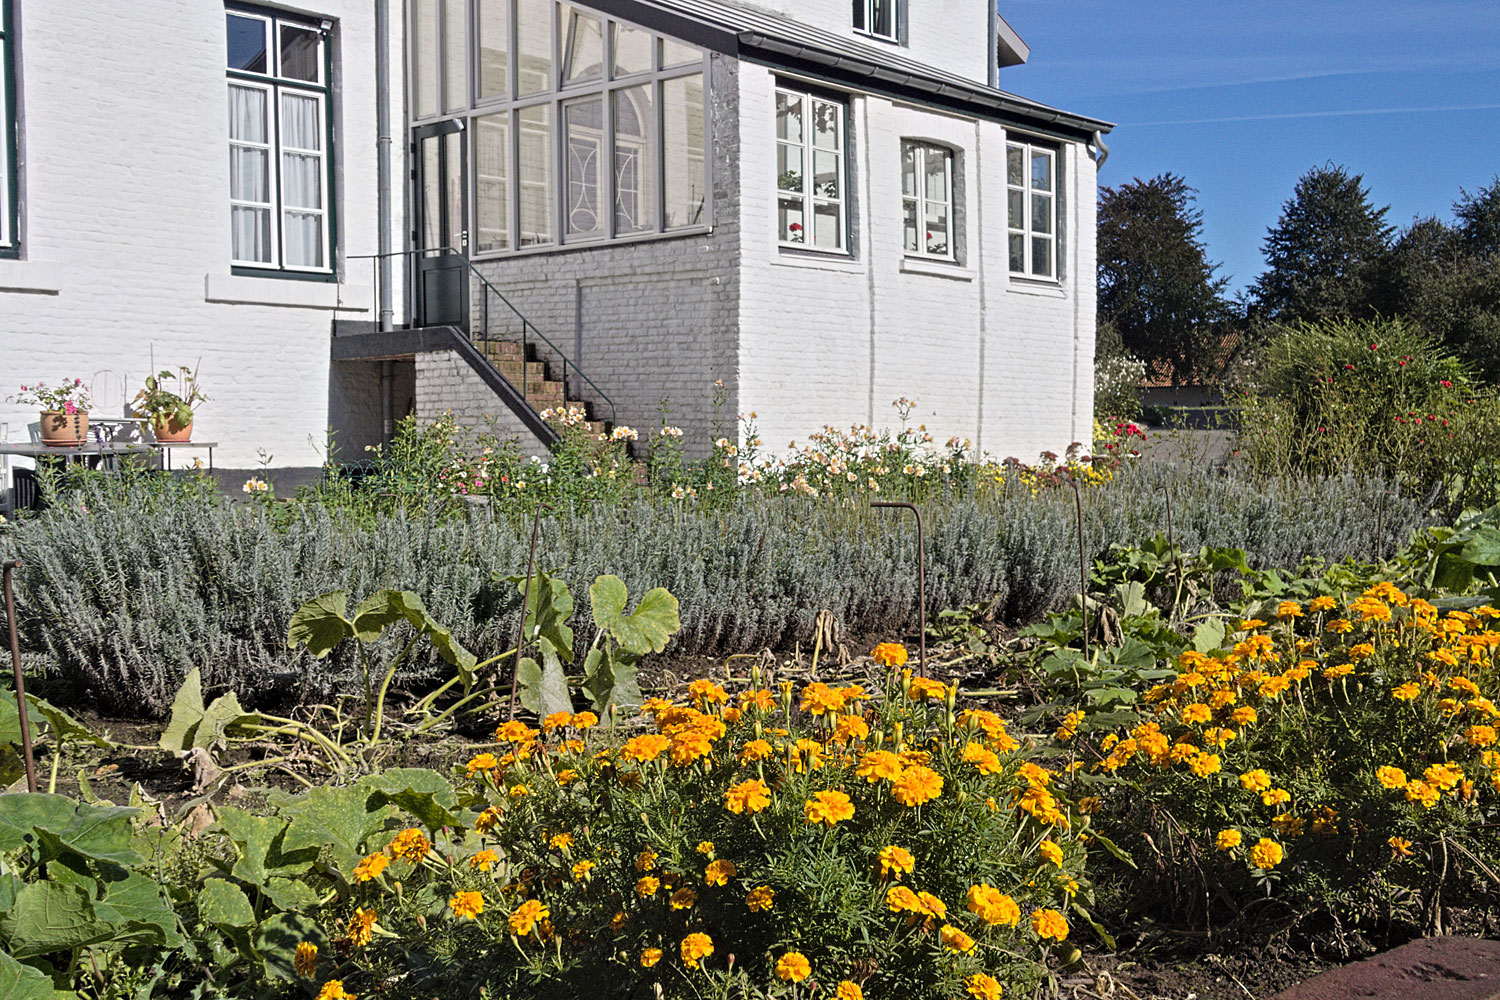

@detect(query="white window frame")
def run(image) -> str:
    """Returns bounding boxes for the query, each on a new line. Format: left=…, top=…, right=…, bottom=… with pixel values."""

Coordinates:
left=853, top=0, right=901, bottom=44
left=226, top=5, right=333, bottom=275
left=775, top=86, right=847, bottom=255
left=902, top=141, right=955, bottom=262
left=1006, top=138, right=1058, bottom=281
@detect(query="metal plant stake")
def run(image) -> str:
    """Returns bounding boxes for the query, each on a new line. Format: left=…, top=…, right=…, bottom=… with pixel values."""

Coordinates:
left=1069, top=479, right=1090, bottom=663
left=872, top=501, right=927, bottom=677
left=4, top=559, right=38, bottom=793
left=508, top=502, right=554, bottom=721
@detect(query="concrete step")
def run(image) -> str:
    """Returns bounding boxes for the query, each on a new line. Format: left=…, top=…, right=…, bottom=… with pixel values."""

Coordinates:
left=1273, top=936, right=1500, bottom=1000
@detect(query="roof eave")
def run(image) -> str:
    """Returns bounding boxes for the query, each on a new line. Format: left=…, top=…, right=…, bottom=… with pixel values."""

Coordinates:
left=995, top=13, right=1029, bottom=68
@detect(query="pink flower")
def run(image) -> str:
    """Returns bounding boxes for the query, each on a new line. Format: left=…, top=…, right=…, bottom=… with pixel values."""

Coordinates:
left=1441, top=380, right=1452, bottom=388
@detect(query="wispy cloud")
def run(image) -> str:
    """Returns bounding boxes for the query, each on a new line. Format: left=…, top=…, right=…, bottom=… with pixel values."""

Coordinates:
left=1125, top=103, right=1500, bottom=126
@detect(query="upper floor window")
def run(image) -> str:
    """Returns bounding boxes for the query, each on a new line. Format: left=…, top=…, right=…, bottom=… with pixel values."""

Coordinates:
left=1, top=0, right=17, bottom=259
left=1007, top=139, right=1057, bottom=279
left=418, top=0, right=709, bottom=253
left=776, top=87, right=845, bottom=253
left=853, top=0, right=901, bottom=43
left=902, top=142, right=954, bottom=261
left=226, top=4, right=333, bottom=273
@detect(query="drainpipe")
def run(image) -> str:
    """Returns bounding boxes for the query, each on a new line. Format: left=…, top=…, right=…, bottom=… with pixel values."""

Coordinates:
left=375, top=0, right=394, bottom=331
left=1090, top=129, right=1110, bottom=170
left=381, top=360, right=395, bottom=444
left=988, top=8, right=999, bottom=89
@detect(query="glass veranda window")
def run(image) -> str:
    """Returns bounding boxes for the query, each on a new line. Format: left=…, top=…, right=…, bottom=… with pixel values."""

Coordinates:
left=225, top=6, right=331, bottom=272
left=902, top=142, right=954, bottom=261
left=1006, top=140, right=1057, bottom=279
left=0, top=0, right=14, bottom=257
left=776, top=88, right=845, bottom=252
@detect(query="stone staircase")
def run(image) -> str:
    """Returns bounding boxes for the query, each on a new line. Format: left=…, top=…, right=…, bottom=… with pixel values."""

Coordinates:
left=477, top=338, right=615, bottom=443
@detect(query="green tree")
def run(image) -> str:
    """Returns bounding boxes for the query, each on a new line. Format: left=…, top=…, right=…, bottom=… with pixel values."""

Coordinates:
left=1097, top=173, right=1229, bottom=384
left=1454, top=175, right=1500, bottom=256
left=1250, top=163, right=1394, bottom=324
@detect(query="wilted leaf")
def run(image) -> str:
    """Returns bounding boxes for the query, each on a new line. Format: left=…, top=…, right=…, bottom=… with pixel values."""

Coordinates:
left=580, top=647, right=643, bottom=719
left=516, top=652, right=572, bottom=719
left=26, top=697, right=109, bottom=749
left=159, top=668, right=206, bottom=751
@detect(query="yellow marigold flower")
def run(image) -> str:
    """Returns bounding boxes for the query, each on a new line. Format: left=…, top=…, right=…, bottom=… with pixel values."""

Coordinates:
left=347, top=907, right=377, bottom=948
left=941, top=924, right=977, bottom=953
left=1240, top=618, right=1267, bottom=631
left=465, top=752, right=500, bottom=776
left=705, top=859, right=737, bottom=886
left=805, top=789, right=856, bottom=827
left=293, top=942, right=317, bottom=979
left=387, top=828, right=430, bottom=863
left=891, top=765, right=944, bottom=806
left=547, top=832, right=573, bottom=852
left=1347, top=643, right=1375, bottom=662
left=449, top=890, right=484, bottom=920
left=635, top=849, right=658, bottom=871
left=1038, top=840, right=1064, bottom=867
left=669, top=887, right=697, bottom=910
left=878, top=845, right=916, bottom=879
left=541, top=711, right=573, bottom=731
left=907, top=677, right=950, bottom=701
left=1055, top=709, right=1085, bottom=740
left=832, top=714, right=870, bottom=743
left=1216, top=829, right=1242, bottom=851
left=1467, top=725, right=1498, bottom=747
left=1277, top=601, right=1303, bottom=619
left=679, top=932, right=714, bottom=967
left=745, top=885, right=775, bottom=912
left=470, top=849, right=499, bottom=872
left=739, top=739, right=774, bottom=763
left=688, top=678, right=729, bottom=705
left=775, top=952, right=812, bottom=983
left=872, top=642, right=909, bottom=667
left=1231, top=705, right=1258, bottom=726
left=635, top=875, right=661, bottom=897
left=507, top=899, right=549, bottom=937
left=857, top=750, right=905, bottom=782
left=1190, top=752, right=1222, bottom=777
left=1249, top=837, right=1284, bottom=869
left=1262, top=787, right=1291, bottom=807
left=1031, top=908, right=1069, bottom=940
left=1182, top=702, right=1212, bottom=725
left=572, top=710, right=599, bottom=729
left=640, top=947, right=663, bottom=968
left=1326, top=618, right=1354, bottom=634
left=621, top=734, right=672, bottom=763
left=1391, top=681, right=1421, bottom=701
left=1376, top=766, right=1408, bottom=789
left=1322, top=662, right=1357, bottom=681
left=475, top=806, right=502, bottom=834
left=966, top=973, right=1003, bottom=1000
left=1259, top=675, right=1291, bottom=699
left=316, top=981, right=355, bottom=1000
left=789, top=738, right=825, bottom=773
left=352, top=851, right=389, bottom=882
left=966, top=884, right=1021, bottom=927
left=800, top=681, right=847, bottom=716
left=1405, top=779, right=1440, bottom=808
left=960, top=708, right=1009, bottom=740
left=1169, top=742, right=1200, bottom=764
left=1389, top=836, right=1413, bottom=858
left=886, top=885, right=921, bottom=913
left=508, top=784, right=531, bottom=797
left=1272, top=813, right=1304, bottom=837
left=1310, top=596, right=1337, bottom=613
left=724, top=778, right=771, bottom=815
left=696, top=840, right=715, bottom=855
left=496, top=720, right=539, bottom=743
left=572, top=860, right=595, bottom=881
left=961, top=741, right=1003, bottom=775
left=836, top=981, right=864, bottom=1000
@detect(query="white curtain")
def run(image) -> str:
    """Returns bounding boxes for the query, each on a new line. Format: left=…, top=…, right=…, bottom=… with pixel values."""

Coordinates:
left=280, top=94, right=324, bottom=267
left=228, top=85, right=271, bottom=262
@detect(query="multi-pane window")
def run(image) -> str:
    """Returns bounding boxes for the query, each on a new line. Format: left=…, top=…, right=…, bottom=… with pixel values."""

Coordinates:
left=226, top=5, right=332, bottom=272
left=1006, top=139, right=1057, bottom=279
left=415, top=0, right=709, bottom=254
left=0, top=0, right=16, bottom=258
left=776, top=88, right=845, bottom=252
left=902, top=142, right=954, bottom=261
left=853, top=0, right=900, bottom=42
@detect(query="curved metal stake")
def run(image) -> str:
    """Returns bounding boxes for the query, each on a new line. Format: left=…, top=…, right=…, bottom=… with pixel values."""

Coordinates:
left=872, top=502, right=926, bottom=677
left=508, top=503, right=555, bottom=721
left=4, top=559, right=37, bottom=793
left=1070, top=480, right=1090, bottom=663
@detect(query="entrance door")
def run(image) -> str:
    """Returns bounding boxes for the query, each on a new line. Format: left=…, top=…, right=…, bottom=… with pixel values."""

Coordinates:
left=412, top=120, right=468, bottom=328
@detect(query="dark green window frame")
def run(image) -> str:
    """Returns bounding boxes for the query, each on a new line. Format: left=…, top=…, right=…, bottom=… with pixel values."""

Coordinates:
left=226, top=2, right=338, bottom=281
left=1, top=0, right=19, bottom=259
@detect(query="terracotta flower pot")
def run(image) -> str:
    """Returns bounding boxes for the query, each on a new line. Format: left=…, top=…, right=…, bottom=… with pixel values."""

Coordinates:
left=39, top=410, right=89, bottom=447
left=152, top=415, right=193, bottom=443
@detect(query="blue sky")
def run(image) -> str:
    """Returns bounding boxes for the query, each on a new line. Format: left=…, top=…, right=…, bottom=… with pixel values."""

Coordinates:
left=1000, top=0, right=1500, bottom=296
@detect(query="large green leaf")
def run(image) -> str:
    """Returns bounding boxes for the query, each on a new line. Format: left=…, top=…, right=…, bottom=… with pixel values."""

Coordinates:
left=286, top=591, right=354, bottom=658
left=36, top=805, right=142, bottom=867
left=197, top=879, right=255, bottom=930
left=253, top=911, right=325, bottom=983
left=193, top=692, right=258, bottom=752
left=361, top=769, right=459, bottom=832
left=580, top=646, right=643, bottom=719
left=351, top=590, right=478, bottom=681
left=259, top=877, right=319, bottom=913
left=0, top=949, right=74, bottom=1000
left=589, top=576, right=680, bottom=655
left=2, top=881, right=118, bottom=958
left=0, top=794, right=76, bottom=851
left=94, top=869, right=181, bottom=949
left=159, top=669, right=206, bottom=751
left=25, top=698, right=109, bottom=749
left=1460, top=523, right=1500, bottom=570
left=0, top=690, right=23, bottom=745
left=507, top=570, right=576, bottom=664
left=211, top=809, right=309, bottom=884
left=516, top=652, right=572, bottom=719
left=277, top=784, right=373, bottom=873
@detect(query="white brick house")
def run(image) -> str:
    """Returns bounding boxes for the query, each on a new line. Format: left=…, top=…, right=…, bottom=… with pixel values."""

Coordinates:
left=0, top=0, right=1110, bottom=474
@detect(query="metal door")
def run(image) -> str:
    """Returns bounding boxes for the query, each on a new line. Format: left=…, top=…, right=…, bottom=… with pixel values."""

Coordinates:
left=412, top=119, right=468, bottom=328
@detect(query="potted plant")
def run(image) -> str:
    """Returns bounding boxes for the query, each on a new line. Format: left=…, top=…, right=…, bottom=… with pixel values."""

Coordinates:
left=133, top=366, right=207, bottom=443
left=9, top=379, right=93, bottom=446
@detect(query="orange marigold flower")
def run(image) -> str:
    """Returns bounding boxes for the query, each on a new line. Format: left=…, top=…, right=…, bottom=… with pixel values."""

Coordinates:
left=800, top=681, right=847, bottom=716
left=832, top=714, right=871, bottom=743
left=1250, top=837, right=1285, bottom=869
left=871, top=642, right=908, bottom=667
left=640, top=947, right=663, bottom=968
left=724, top=778, right=772, bottom=814
left=470, top=849, right=499, bottom=872
left=449, top=890, right=484, bottom=920
left=293, top=942, right=317, bottom=979
left=495, top=720, right=538, bottom=743
left=891, top=765, right=943, bottom=806
left=688, top=678, right=729, bottom=706
left=1182, top=702, right=1212, bottom=725
left=1389, top=836, right=1414, bottom=858
left=1310, top=596, right=1337, bottom=612
left=961, top=741, right=1003, bottom=775
left=804, top=789, right=856, bottom=827
left=856, top=750, right=905, bottom=782
left=669, top=887, right=697, bottom=910
left=886, top=885, right=921, bottom=913
left=1216, top=829, right=1242, bottom=851
left=835, top=981, right=864, bottom=1000
left=352, top=851, right=389, bottom=882
left=572, top=860, right=595, bottom=881
left=1262, top=787, right=1291, bottom=807
left=387, top=828, right=429, bottom=863
left=635, top=849, right=658, bottom=871
left=705, top=859, right=737, bottom=886
left=1376, top=766, right=1408, bottom=789
left=775, top=952, right=812, bottom=982
left=466, top=752, right=500, bottom=776
left=621, top=734, right=672, bottom=763
left=966, top=883, right=1021, bottom=927
left=745, top=885, right=775, bottom=912
left=507, top=899, right=549, bottom=937
left=635, top=875, right=661, bottom=897
left=907, top=677, right=950, bottom=701
left=679, top=931, right=714, bottom=967
left=541, top=711, right=573, bottom=731
left=739, top=739, right=774, bottom=763
left=316, top=981, right=355, bottom=1000
left=572, top=710, right=599, bottom=728
left=1038, top=840, right=1064, bottom=867
left=474, top=807, right=502, bottom=834
left=966, top=973, right=1002, bottom=1000
left=941, top=924, right=977, bottom=953
left=347, top=907, right=377, bottom=947
left=878, top=844, right=916, bottom=878
left=1031, top=908, right=1069, bottom=940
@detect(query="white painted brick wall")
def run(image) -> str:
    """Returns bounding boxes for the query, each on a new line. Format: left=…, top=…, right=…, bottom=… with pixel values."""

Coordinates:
left=736, top=64, right=1097, bottom=463
left=0, top=0, right=404, bottom=468
left=751, top=0, right=993, bottom=85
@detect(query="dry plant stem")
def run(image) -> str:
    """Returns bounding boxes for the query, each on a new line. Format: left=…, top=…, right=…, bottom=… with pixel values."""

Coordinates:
left=508, top=502, right=554, bottom=721
left=3, top=559, right=38, bottom=793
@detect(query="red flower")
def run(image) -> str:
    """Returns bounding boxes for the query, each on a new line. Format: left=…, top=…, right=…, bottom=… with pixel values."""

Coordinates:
left=788, top=223, right=803, bottom=232
left=1441, top=380, right=1452, bottom=387
left=1398, top=360, right=1407, bottom=366
left=1368, top=343, right=1379, bottom=351
left=1344, top=364, right=1355, bottom=370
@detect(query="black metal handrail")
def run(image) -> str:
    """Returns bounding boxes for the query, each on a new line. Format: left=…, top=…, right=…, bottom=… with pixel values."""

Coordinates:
left=348, top=249, right=618, bottom=426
